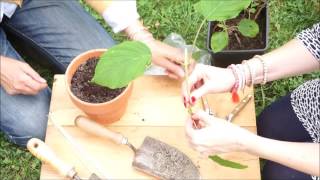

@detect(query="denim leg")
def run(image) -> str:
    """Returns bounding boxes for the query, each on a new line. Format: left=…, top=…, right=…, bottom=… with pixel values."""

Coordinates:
left=0, top=28, right=50, bottom=147
left=3, top=0, right=116, bottom=70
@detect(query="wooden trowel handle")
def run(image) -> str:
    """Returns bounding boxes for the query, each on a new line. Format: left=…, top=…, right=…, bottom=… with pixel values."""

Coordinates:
left=75, top=116, right=124, bottom=145
left=27, top=138, right=77, bottom=179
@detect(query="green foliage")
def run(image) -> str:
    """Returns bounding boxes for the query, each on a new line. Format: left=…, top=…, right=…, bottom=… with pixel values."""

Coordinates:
left=195, top=0, right=264, bottom=52
left=238, top=19, right=259, bottom=38
left=0, top=133, right=40, bottom=180
left=92, top=41, right=151, bottom=89
left=194, top=0, right=251, bottom=21
left=211, top=31, right=229, bottom=52
left=1, top=0, right=319, bottom=179
left=209, top=155, right=248, bottom=169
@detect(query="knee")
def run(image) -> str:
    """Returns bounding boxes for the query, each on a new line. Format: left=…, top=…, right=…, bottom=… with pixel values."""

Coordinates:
left=6, top=113, right=48, bottom=147
left=257, top=105, right=274, bottom=137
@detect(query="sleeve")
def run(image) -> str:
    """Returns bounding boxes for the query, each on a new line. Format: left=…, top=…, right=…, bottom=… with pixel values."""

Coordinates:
left=102, top=0, right=140, bottom=33
left=296, top=23, right=320, bottom=61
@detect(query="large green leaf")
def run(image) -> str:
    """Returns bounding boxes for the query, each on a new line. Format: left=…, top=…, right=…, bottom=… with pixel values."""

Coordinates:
left=211, top=31, right=229, bottom=53
left=238, top=19, right=259, bottom=38
left=194, top=0, right=251, bottom=21
left=92, top=41, right=151, bottom=89
left=209, top=155, right=248, bottom=169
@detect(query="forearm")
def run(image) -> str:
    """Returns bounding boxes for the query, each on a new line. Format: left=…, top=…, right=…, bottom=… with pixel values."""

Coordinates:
left=244, top=39, right=319, bottom=84
left=244, top=134, right=320, bottom=176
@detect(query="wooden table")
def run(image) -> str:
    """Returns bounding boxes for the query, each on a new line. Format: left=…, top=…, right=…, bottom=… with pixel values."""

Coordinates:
left=41, top=75, right=260, bottom=179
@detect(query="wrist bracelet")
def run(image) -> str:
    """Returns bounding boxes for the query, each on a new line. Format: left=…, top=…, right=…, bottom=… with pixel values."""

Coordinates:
left=254, top=55, right=268, bottom=84
left=227, top=64, right=240, bottom=103
left=242, top=60, right=253, bottom=86
left=126, top=23, right=154, bottom=43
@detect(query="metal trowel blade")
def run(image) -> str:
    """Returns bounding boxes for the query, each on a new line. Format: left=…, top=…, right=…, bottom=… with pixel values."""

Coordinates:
left=132, top=136, right=200, bottom=180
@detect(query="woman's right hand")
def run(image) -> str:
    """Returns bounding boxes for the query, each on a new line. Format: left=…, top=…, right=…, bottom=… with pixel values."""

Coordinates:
left=182, top=64, right=235, bottom=106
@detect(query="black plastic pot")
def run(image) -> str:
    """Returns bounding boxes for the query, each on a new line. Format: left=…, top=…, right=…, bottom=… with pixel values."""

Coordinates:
left=207, top=5, right=269, bottom=68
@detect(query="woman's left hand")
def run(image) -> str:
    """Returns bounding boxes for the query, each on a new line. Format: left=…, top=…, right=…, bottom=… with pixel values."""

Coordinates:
left=185, top=110, right=253, bottom=156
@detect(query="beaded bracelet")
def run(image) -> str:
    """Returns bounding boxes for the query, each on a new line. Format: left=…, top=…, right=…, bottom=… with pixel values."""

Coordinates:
left=253, top=55, right=268, bottom=84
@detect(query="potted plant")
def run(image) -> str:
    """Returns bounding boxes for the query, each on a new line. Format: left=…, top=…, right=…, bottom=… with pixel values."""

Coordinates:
left=65, top=41, right=151, bottom=124
left=199, top=0, right=268, bottom=67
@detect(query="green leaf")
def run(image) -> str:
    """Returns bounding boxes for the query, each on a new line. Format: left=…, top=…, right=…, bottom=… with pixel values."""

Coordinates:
left=238, top=19, right=259, bottom=38
left=194, top=0, right=251, bottom=21
left=209, top=155, right=248, bottom=169
left=211, top=31, right=229, bottom=53
left=92, top=41, right=151, bottom=89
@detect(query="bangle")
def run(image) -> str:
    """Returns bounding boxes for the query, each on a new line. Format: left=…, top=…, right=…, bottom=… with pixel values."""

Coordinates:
left=227, top=64, right=240, bottom=103
left=242, top=60, right=253, bottom=86
left=126, top=23, right=154, bottom=43
left=236, top=64, right=246, bottom=90
left=254, top=55, right=268, bottom=84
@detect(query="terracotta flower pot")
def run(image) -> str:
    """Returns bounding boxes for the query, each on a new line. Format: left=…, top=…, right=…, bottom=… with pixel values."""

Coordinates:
left=65, top=49, right=133, bottom=124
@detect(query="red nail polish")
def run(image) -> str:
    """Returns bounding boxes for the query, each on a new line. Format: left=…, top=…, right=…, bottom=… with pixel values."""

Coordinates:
left=183, top=102, right=186, bottom=108
left=183, top=96, right=186, bottom=103
left=191, top=96, right=196, bottom=103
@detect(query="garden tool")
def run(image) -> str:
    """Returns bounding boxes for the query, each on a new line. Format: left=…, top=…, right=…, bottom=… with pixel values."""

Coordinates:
left=75, top=116, right=201, bottom=180
left=48, top=114, right=107, bottom=179
left=226, top=94, right=253, bottom=122
left=27, top=138, right=100, bottom=180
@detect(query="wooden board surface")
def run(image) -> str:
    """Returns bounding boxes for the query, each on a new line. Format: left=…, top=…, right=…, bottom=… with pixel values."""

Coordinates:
left=41, top=75, right=260, bottom=179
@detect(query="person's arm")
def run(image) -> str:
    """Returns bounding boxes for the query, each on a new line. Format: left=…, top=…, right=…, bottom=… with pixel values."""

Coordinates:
left=185, top=111, right=320, bottom=176
left=243, top=39, right=319, bottom=84
left=0, top=56, right=47, bottom=95
left=84, top=0, right=185, bottom=79
left=183, top=24, right=320, bottom=104
left=245, top=134, right=319, bottom=176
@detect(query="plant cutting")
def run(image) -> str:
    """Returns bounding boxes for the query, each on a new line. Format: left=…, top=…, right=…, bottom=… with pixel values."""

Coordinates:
left=181, top=0, right=254, bottom=169
left=197, top=0, right=268, bottom=67
left=66, top=41, right=151, bottom=124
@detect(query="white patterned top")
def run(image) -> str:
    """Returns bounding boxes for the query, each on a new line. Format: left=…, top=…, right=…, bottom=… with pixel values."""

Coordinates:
left=293, top=23, right=319, bottom=180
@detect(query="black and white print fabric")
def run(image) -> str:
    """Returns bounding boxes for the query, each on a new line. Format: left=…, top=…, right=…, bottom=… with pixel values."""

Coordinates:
left=293, top=23, right=320, bottom=180
left=296, top=23, right=320, bottom=61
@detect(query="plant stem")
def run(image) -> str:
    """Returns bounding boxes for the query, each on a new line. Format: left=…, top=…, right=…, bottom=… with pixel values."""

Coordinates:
left=184, top=49, right=193, bottom=115
left=192, top=18, right=207, bottom=51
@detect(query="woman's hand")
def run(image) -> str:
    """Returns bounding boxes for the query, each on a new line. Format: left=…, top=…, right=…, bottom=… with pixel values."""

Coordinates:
left=185, top=110, right=253, bottom=156
left=182, top=64, right=235, bottom=106
left=0, top=56, right=47, bottom=95
left=145, top=40, right=185, bottom=79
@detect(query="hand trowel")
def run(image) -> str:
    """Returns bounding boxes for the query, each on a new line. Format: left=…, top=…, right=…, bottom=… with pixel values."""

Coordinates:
left=75, top=116, right=200, bottom=180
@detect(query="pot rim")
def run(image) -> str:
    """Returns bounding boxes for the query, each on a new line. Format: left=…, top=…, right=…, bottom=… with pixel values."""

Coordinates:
left=65, top=49, right=133, bottom=107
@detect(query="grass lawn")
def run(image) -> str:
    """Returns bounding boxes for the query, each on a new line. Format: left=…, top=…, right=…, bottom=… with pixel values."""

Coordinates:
left=1, top=0, right=319, bottom=179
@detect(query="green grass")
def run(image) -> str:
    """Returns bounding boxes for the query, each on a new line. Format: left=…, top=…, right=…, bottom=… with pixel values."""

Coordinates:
left=1, top=0, right=319, bottom=179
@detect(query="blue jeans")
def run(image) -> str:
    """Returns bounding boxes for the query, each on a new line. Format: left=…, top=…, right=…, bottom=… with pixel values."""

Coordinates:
left=0, top=0, right=115, bottom=147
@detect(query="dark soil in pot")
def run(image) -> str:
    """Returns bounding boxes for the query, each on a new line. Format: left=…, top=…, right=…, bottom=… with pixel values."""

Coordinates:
left=71, top=58, right=125, bottom=103
left=211, top=11, right=266, bottom=50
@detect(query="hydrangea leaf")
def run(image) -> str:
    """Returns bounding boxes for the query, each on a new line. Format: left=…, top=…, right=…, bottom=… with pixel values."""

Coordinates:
left=211, top=31, right=229, bottom=53
left=92, top=41, right=151, bottom=89
left=238, top=19, right=259, bottom=38
left=194, top=0, right=251, bottom=21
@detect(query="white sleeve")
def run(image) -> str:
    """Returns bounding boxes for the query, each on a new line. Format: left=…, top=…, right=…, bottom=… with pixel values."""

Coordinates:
left=102, top=0, right=140, bottom=33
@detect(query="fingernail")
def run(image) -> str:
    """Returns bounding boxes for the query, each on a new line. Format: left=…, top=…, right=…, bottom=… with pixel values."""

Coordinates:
left=183, top=102, right=186, bottom=108
left=191, top=96, right=196, bottom=104
left=183, top=96, right=186, bottom=103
